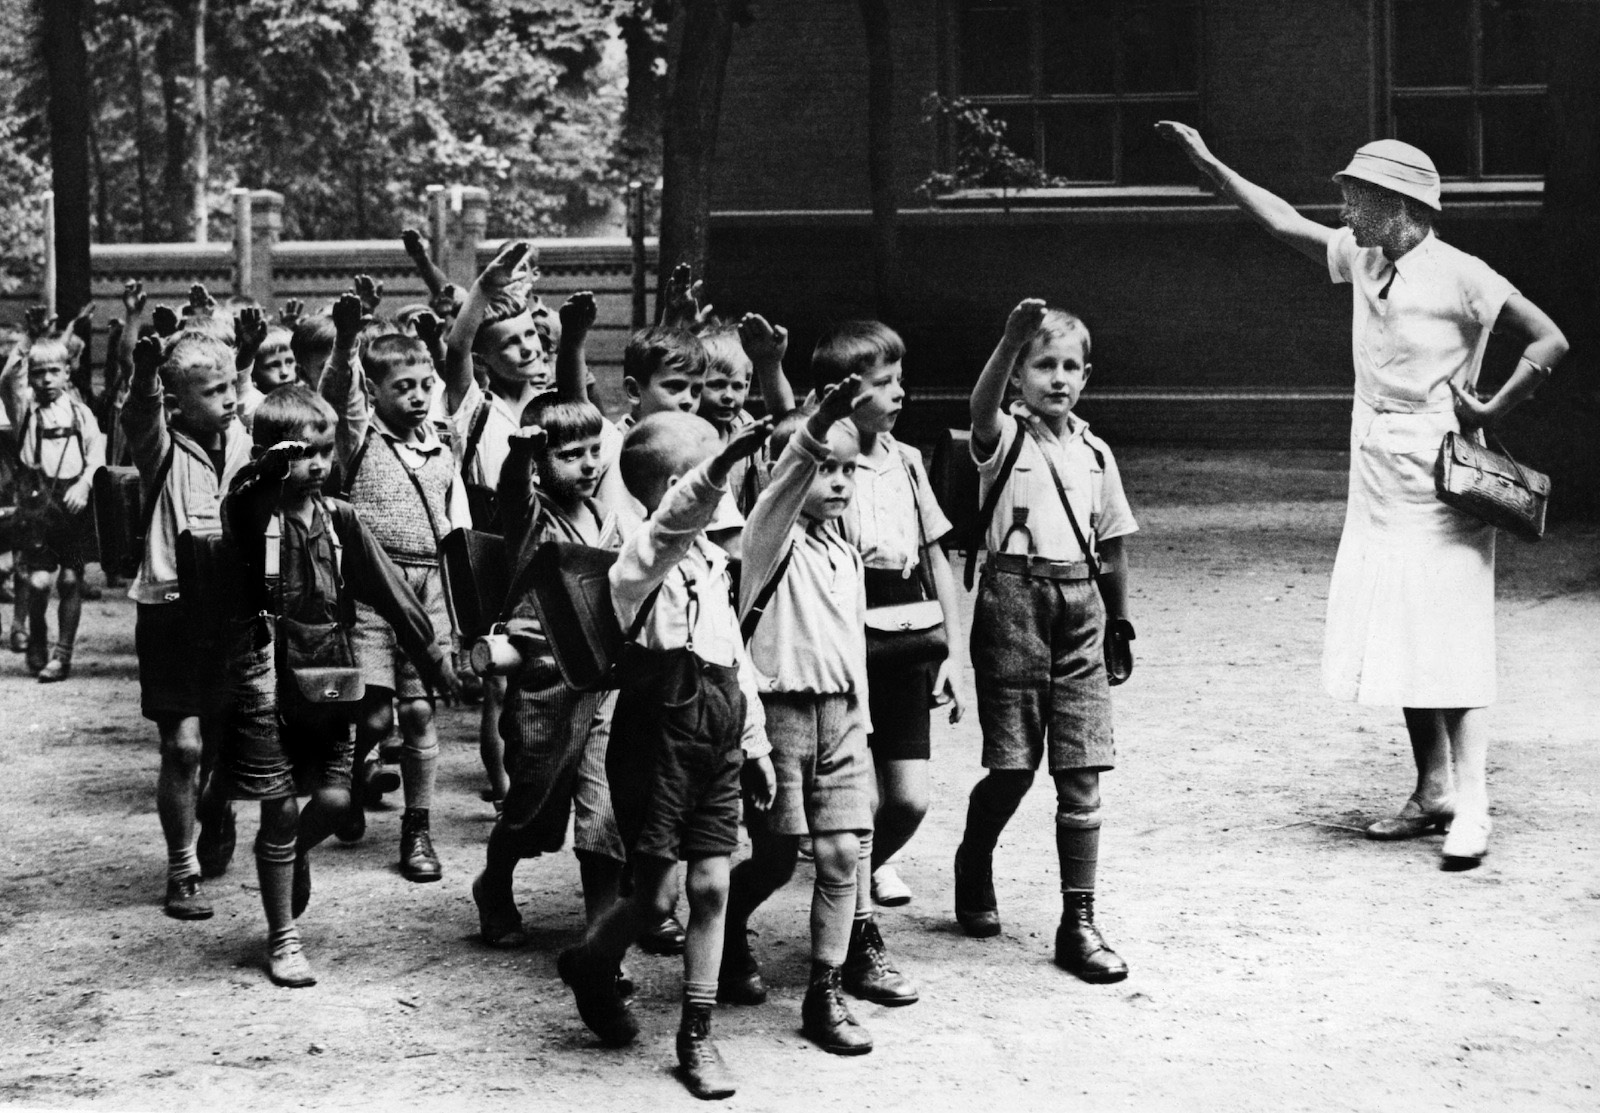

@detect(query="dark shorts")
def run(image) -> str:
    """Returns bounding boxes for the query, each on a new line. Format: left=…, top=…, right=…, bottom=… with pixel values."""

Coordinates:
left=137, top=603, right=226, bottom=721
left=14, top=494, right=96, bottom=574
left=221, top=623, right=355, bottom=801
left=606, top=646, right=745, bottom=864
left=498, top=664, right=624, bottom=863
left=970, top=571, right=1115, bottom=774
left=863, top=567, right=937, bottom=761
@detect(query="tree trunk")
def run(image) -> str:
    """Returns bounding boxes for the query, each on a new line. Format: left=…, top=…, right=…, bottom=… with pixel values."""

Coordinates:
left=40, top=0, right=93, bottom=319
left=129, top=22, right=155, bottom=241
left=657, top=0, right=741, bottom=315
left=192, top=0, right=209, bottom=243
left=619, top=4, right=667, bottom=184
left=157, top=13, right=191, bottom=242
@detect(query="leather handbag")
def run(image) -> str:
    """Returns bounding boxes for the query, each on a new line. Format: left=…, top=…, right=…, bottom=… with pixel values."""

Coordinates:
left=864, top=599, right=948, bottom=669
left=522, top=540, right=660, bottom=692
left=267, top=508, right=364, bottom=711
left=1435, top=431, right=1549, bottom=541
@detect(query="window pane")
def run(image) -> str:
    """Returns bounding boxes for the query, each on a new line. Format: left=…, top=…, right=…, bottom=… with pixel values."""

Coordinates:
left=1392, top=96, right=1475, bottom=176
left=986, top=104, right=1040, bottom=169
left=1482, top=96, right=1548, bottom=175
left=1040, top=0, right=1114, bottom=94
left=1040, top=104, right=1114, bottom=181
left=1482, top=0, right=1554, bottom=85
left=1121, top=1, right=1200, bottom=93
left=961, top=2, right=1032, bottom=96
left=1391, top=0, right=1472, bottom=86
left=1121, top=100, right=1201, bottom=184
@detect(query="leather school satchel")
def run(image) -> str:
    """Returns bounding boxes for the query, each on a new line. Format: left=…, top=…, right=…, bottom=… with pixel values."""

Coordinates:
left=1435, top=430, right=1549, bottom=541
left=862, top=449, right=948, bottom=670
left=521, top=540, right=659, bottom=692
left=458, top=399, right=502, bottom=533
left=93, top=465, right=147, bottom=579
left=267, top=507, right=365, bottom=710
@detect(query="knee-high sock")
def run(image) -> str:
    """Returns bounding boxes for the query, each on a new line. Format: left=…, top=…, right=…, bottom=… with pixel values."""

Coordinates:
left=255, top=835, right=298, bottom=937
left=811, top=871, right=856, bottom=967
left=962, top=771, right=1033, bottom=857
left=855, top=830, right=874, bottom=920
left=1055, top=810, right=1101, bottom=893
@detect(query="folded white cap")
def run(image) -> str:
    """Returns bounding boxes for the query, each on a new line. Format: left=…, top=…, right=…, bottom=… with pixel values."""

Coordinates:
left=1333, top=139, right=1442, bottom=211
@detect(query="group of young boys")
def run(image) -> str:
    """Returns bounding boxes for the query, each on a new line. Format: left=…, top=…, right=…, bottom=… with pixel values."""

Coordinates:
left=0, top=240, right=1138, bottom=1101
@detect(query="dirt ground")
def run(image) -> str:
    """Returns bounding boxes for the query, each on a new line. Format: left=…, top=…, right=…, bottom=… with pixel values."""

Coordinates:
left=1, top=446, right=1597, bottom=1113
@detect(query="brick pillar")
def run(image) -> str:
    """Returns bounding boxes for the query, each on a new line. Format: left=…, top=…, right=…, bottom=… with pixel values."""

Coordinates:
left=441, top=185, right=490, bottom=286
left=247, top=190, right=284, bottom=307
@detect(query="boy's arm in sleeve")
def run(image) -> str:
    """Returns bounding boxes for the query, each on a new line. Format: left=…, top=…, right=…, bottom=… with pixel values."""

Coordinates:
left=0, top=347, right=26, bottom=428
left=1097, top=535, right=1130, bottom=623
left=610, top=461, right=727, bottom=622
left=121, top=338, right=171, bottom=480
left=496, top=433, right=539, bottom=556
left=336, top=506, right=447, bottom=674
left=735, top=642, right=772, bottom=759
left=738, top=428, right=826, bottom=614
left=972, top=300, right=1046, bottom=459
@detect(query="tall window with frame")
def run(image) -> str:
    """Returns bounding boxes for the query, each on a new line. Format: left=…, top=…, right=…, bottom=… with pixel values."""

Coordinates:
left=1386, top=0, right=1555, bottom=179
left=952, top=0, right=1203, bottom=186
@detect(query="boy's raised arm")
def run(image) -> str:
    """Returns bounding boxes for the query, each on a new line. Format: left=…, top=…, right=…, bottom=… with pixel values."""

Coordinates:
left=323, top=293, right=368, bottom=469
left=738, top=313, right=796, bottom=418
left=1155, top=121, right=1336, bottom=265
left=121, top=333, right=171, bottom=478
left=555, top=292, right=596, bottom=404
left=443, top=240, right=533, bottom=414
left=971, top=300, right=1044, bottom=457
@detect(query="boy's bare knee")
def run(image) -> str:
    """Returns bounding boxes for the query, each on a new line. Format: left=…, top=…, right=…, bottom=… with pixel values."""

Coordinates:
left=158, top=719, right=204, bottom=767
left=313, top=784, right=351, bottom=814
left=26, top=569, right=54, bottom=593
left=812, top=832, right=861, bottom=882
left=1053, top=770, right=1101, bottom=813
left=397, top=698, right=434, bottom=738
left=685, top=862, right=730, bottom=915
left=362, top=698, right=395, bottom=737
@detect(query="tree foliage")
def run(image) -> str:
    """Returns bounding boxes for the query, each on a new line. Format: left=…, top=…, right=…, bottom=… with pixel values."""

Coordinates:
left=917, top=94, right=1061, bottom=198
left=6, top=0, right=650, bottom=244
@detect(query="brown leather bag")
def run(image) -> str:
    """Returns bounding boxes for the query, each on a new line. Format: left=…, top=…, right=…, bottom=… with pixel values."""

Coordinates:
left=1435, top=431, right=1549, bottom=541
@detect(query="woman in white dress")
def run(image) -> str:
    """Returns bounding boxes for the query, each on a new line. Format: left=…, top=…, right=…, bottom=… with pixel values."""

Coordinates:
left=1156, top=123, right=1568, bottom=869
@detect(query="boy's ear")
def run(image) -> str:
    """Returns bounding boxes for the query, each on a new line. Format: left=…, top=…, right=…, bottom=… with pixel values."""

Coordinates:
left=622, top=375, right=642, bottom=406
left=1082, top=362, right=1093, bottom=382
left=363, top=375, right=380, bottom=401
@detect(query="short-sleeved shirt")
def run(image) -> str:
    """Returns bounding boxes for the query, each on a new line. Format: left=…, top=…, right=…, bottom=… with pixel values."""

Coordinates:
left=974, top=412, right=1137, bottom=562
left=840, top=434, right=952, bottom=574
left=1327, top=228, right=1518, bottom=414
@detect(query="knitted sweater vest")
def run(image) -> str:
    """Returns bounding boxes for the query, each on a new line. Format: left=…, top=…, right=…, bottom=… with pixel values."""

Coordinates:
left=346, top=431, right=452, bottom=566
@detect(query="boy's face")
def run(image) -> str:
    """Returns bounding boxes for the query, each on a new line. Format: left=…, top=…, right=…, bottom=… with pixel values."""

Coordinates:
left=699, top=355, right=751, bottom=427
left=285, top=427, right=336, bottom=500
left=628, top=362, right=704, bottom=419
left=27, top=358, right=71, bottom=405
left=539, top=432, right=603, bottom=506
left=850, top=357, right=905, bottom=437
left=478, top=312, right=552, bottom=390
left=253, top=344, right=297, bottom=392
left=171, top=359, right=239, bottom=436
left=366, top=358, right=436, bottom=434
left=1011, top=333, right=1090, bottom=423
left=802, top=424, right=860, bottom=521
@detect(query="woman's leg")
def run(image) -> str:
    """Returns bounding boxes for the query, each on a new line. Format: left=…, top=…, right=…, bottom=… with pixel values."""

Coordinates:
left=1439, top=708, right=1492, bottom=865
left=1403, top=708, right=1454, bottom=808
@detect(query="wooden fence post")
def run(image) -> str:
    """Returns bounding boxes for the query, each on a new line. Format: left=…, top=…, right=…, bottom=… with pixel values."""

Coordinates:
left=247, top=190, right=283, bottom=307
left=441, top=185, right=490, bottom=286
left=42, top=191, right=57, bottom=319
left=233, top=188, right=253, bottom=298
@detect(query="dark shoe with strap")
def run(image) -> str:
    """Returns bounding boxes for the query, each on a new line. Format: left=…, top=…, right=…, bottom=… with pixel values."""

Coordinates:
left=37, top=649, right=71, bottom=683
left=717, top=926, right=768, bottom=1006
left=676, top=1003, right=737, bottom=1100
left=472, top=871, right=528, bottom=948
left=843, top=918, right=919, bottom=1006
left=399, top=808, right=442, bottom=883
left=954, top=844, right=1001, bottom=938
left=1054, top=892, right=1129, bottom=984
left=638, top=913, right=687, bottom=956
left=196, top=801, right=237, bottom=879
left=801, top=965, right=873, bottom=1055
left=557, top=947, right=639, bottom=1047
left=163, top=874, right=214, bottom=921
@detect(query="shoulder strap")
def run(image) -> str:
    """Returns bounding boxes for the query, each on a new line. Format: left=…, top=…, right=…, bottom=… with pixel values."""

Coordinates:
left=461, top=399, right=492, bottom=478
left=963, top=416, right=1027, bottom=590
left=140, top=443, right=178, bottom=535
left=342, top=427, right=373, bottom=497
left=740, top=544, right=794, bottom=643
left=1023, top=422, right=1103, bottom=584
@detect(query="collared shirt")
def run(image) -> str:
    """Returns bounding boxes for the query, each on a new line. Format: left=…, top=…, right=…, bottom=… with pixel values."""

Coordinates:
left=1328, top=228, right=1518, bottom=414
left=840, top=432, right=952, bottom=575
left=974, top=411, right=1137, bottom=562
left=609, top=461, right=769, bottom=758
left=448, top=378, right=521, bottom=490
left=740, top=427, right=871, bottom=715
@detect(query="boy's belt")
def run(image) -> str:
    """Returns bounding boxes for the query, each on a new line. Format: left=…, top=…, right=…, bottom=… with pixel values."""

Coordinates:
left=985, top=553, right=1091, bottom=582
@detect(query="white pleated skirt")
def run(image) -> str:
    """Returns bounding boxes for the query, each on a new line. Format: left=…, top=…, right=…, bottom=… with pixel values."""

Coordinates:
left=1322, top=400, right=1496, bottom=708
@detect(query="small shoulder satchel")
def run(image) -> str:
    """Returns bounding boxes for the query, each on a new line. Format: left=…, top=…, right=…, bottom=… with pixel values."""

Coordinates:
left=1435, top=430, right=1549, bottom=541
